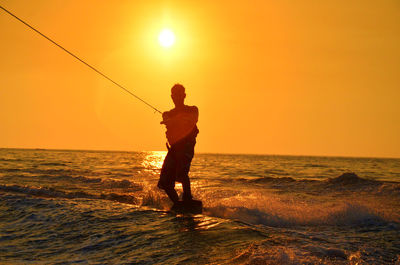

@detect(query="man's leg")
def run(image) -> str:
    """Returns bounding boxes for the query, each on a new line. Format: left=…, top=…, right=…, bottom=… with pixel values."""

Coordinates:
left=164, top=186, right=179, bottom=203
left=158, top=150, right=179, bottom=203
left=181, top=175, right=192, bottom=202
left=178, top=142, right=195, bottom=202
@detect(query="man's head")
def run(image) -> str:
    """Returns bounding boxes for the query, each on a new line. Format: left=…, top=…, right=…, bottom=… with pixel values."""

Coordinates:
left=171, top=83, right=186, bottom=107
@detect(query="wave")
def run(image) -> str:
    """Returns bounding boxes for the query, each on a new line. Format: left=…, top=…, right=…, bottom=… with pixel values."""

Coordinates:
left=1, top=173, right=143, bottom=191
left=239, top=173, right=400, bottom=193
left=263, top=169, right=290, bottom=176
left=230, top=235, right=399, bottom=264
left=243, top=172, right=379, bottom=184
left=204, top=203, right=390, bottom=228
left=325, top=173, right=400, bottom=196
left=231, top=244, right=350, bottom=265
left=0, top=184, right=139, bottom=205
left=304, top=163, right=329, bottom=168
left=1, top=172, right=398, bottom=228
left=67, top=175, right=143, bottom=191
left=1, top=168, right=90, bottom=175
left=64, top=175, right=142, bottom=189
left=39, top=162, right=69, bottom=166
left=1, top=182, right=398, bottom=228
left=245, top=176, right=299, bottom=184
left=326, top=172, right=378, bottom=185
left=2, top=167, right=133, bottom=177
left=0, top=184, right=97, bottom=199
left=228, top=241, right=395, bottom=265
left=198, top=173, right=400, bottom=228
left=0, top=158, right=26, bottom=162
left=1, top=168, right=24, bottom=173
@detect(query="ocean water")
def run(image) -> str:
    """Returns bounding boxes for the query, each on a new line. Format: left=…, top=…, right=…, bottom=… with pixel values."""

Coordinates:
left=0, top=148, right=399, bottom=264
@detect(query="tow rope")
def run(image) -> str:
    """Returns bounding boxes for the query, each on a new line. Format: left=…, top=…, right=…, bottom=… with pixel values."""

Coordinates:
left=0, top=5, right=162, bottom=114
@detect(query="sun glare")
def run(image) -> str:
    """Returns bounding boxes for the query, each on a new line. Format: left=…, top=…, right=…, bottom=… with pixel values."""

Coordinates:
left=158, top=29, right=175, bottom=48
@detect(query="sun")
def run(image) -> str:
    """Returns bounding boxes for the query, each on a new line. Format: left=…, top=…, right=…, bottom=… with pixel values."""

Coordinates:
left=158, top=29, right=175, bottom=48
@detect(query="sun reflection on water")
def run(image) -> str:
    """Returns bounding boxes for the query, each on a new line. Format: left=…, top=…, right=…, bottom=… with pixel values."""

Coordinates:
left=141, top=151, right=166, bottom=174
left=167, top=214, right=226, bottom=232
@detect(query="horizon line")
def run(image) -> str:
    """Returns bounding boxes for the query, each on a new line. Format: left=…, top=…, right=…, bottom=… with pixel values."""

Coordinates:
left=0, top=146, right=399, bottom=160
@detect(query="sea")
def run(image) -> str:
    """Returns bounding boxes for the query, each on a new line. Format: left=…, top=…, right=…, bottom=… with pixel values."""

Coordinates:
left=0, top=148, right=399, bottom=264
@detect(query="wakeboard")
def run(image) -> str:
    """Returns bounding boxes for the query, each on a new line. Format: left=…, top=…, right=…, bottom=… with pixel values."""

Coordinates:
left=169, top=200, right=203, bottom=214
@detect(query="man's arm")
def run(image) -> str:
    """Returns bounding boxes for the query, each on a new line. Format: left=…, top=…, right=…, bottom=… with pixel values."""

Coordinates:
left=160, top=111, right=170, bottom=125
left=161, top=107, right=198, bottom=125
left=190, top=106, right=199, bottom=123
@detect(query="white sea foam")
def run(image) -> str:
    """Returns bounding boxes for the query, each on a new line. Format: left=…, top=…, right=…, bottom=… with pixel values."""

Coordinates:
left=198, top=186, right=395, bottom=227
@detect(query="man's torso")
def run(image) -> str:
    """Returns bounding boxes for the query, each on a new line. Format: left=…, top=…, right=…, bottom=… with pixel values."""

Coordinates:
left=162, top=105, right=199, bottom=146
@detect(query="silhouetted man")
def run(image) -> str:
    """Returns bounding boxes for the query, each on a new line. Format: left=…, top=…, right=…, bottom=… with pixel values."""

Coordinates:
left=158, top=84, right=199, bottom=209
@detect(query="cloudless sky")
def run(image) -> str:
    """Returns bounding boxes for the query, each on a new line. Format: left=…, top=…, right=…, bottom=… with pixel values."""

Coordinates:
left=1, top=0, right=399, bottom=157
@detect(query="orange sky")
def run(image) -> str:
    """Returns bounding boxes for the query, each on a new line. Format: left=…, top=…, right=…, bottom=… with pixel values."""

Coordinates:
left=1, top=0, right=399, bottom=157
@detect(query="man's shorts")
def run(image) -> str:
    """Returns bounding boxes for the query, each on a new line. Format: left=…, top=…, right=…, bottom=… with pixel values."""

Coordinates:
left=157, top=139, right=195, bottom=190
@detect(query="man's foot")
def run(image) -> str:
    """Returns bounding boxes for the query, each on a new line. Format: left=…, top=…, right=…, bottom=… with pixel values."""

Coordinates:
left=170, top=199, right=202, bottom=214
left=183, top=199, right=202, bottom=208
left=170, top=201, right=184, bottom=212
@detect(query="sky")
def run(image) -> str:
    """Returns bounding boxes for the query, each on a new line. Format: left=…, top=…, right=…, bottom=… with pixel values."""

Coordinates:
left=0, top=0, right=399, bottom=158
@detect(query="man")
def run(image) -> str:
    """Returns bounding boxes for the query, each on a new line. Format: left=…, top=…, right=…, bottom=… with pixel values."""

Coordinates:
left=158, top=84, right=199, bottom=209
